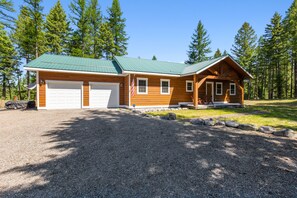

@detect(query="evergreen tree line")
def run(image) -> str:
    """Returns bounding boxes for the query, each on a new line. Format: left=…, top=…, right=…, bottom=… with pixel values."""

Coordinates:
left=0, top=0, right=128, bottom=100
left=186, top=1, right=297, bottom=99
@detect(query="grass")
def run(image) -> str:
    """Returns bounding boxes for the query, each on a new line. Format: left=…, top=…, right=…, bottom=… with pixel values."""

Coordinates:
left=149, top=99, right=297, bottom=131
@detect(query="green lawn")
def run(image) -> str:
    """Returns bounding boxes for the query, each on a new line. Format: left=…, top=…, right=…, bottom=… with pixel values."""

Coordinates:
left=149, top=100, right=297, bottom=131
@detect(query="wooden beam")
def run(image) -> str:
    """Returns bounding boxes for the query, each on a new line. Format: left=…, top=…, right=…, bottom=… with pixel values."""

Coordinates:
left=197, top=74, right=240, bottom=81
left=208, top=68, right=219, bottom=75
left=197, top=76, right=207, bottom=89
left=234, top=80, right=244, bottom=105
left=193, top=75, right=198, bottom=108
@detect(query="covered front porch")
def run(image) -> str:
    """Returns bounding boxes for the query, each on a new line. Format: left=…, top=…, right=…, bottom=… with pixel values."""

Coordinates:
left=191, top=74, right=245, bottom=109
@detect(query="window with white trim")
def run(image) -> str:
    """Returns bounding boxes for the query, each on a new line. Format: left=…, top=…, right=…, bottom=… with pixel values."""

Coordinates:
left=137, top=78, right=148, bottom=94
left=230, top=83, right=236, bottom=95
left=216, top=82, right=223, bottom=95
left=160, top=79, right=170, bottom=94
left=186, top=80, right=193, bottom=92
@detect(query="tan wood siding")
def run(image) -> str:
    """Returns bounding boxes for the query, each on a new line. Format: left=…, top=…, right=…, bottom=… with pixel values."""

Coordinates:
left=130, top=74, right=193, bottom=106
left=197, top=60, right=244, bottom=104
left=124, top=75, right=129, bottom=106
left=83, top=82, right=89, bottom=107
left=38, top=71, right=125, bottom=107
left=198, top=80, right=243, bottom=103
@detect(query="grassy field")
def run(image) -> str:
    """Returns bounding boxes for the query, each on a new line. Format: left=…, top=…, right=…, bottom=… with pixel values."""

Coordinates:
left=149, top=100, right=297, bottom=131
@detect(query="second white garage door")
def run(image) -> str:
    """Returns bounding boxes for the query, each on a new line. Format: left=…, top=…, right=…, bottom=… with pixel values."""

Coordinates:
left=89, top=82, right=119, bottom=108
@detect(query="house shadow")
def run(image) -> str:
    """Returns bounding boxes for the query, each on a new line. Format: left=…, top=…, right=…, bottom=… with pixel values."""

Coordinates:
left=1, top=110, right=297, bottom=197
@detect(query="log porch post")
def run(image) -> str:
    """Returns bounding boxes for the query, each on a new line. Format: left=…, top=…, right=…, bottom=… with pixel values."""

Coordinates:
left=240, top=80, right=244, bottom=105
left=193, top=74, right=198, bottom=108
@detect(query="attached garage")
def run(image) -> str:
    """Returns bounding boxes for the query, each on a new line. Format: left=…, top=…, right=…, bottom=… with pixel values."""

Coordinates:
left=89, top=82, right=119, bottom=108
left=46, top=80, right=82, bottom=109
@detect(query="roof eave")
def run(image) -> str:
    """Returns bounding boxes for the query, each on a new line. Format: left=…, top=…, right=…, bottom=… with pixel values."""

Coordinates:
left=24, top=67, right=127, bottom=76
left=122, top=70, right=180, bottom=77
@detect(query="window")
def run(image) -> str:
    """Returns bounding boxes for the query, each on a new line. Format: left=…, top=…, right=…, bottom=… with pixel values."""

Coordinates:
left=137, top=78, right=148, bottom=94
left=230, top=83, right=236, bottom=95
left=160, top=79, right=170, bottom=94
left=216, top=82, right=223, bottom=95
left=186, top=80, right=193, bottom=92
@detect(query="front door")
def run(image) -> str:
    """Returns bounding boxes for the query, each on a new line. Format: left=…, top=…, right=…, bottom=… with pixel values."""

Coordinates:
left=206, top=82, right=214, bottom=104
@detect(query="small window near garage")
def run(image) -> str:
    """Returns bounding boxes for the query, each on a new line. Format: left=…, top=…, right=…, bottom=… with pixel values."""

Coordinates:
left=230, top=83, right=236, bottom=95
left=186, top=80, right=193, bottom=92
left=137, top=78, right=148, bottom=94
left=216, top=82, right=223, bottom=95
left=160, top=79, right=170, bottom=94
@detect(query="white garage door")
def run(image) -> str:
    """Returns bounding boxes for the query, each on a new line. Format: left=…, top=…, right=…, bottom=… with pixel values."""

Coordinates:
left=47, top=81, right=82, bottom=109
left=90, top=82, right=119, bottom=108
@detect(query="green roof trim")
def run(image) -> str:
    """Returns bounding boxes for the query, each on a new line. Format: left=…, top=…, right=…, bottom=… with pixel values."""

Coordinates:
left=25, top=54, right=122, bottom=74
left=182, top=56, right=228, bottom=75
left=24, top=54, right=252, bottom=78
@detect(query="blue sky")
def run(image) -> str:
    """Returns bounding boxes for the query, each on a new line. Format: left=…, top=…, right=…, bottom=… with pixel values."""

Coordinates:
left=13, top=0, right=293, bottom=63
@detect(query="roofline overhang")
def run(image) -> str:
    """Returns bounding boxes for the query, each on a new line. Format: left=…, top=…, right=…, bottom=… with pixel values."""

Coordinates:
left=195, top=57, right=227, bottom=74
left=227, top=55, right=254, bottom=79
left=24, top=67, right=127, bottom=77
left=179, top=57, right=225, bottom=77
left=122, top=70, right=180, bottom=77
left=181, top=55, right=253, bottom=79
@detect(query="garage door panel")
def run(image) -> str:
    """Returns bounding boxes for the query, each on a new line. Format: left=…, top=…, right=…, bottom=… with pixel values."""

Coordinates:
left=47, top=81, right=82, bottom=109
left=90, top=83, right=119, bottom=108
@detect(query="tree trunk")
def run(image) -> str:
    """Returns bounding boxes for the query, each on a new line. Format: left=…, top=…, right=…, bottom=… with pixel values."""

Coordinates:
left=18, top=76, right=22, bottom=100
left=26, top=56, right=30, bottom=100
left=8, top=82, right=12, bottom=100
left=285, top=61, right=288, bottom=98
left=2, top=74, right=6, bottom=99
left=271, top=64, right=275, bottom=99
left=295, top=59, right=297, bottom=98
left=291, top=60, right=294, bottom=98
left=247, top=81, right=251, bottom=100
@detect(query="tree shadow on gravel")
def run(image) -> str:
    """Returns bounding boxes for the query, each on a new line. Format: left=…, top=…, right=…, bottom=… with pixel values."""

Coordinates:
left=1, top=110, right=297, bottom=197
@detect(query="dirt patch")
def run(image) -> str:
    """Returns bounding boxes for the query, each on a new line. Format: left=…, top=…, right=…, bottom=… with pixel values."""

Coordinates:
left=0, top=100, right=6, bottom=108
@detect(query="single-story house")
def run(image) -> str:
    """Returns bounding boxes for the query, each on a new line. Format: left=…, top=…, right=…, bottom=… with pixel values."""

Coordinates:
left=24, top=54, right=252, bottom=110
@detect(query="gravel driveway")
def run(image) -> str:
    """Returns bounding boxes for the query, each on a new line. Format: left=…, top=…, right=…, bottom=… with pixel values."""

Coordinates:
left=0, top=109, right=296, bottom=197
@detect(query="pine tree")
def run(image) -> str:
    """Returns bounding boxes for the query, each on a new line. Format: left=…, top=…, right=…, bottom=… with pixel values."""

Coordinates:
left=98, top=23, right=115, bottom=60
left=70, top=0, right=91, bottom=57
left=13, top=6, right=34, bottom=99
left=264, top=13, right=286, bottom=99
left=13, top=7, right=34, bottom=63
left=45, top=0, right=70, bottom=55
left=0, top=24, right=18, bottom=99
left=13, top=0, right=44, bottom=100
left=284, top=0, right=297, bottom=98
left=231, top=22, right=257, bottom=99
left=152, top=55, right=157, bottom=60
left=214, top=49, right=222, bottom=58
left=0, top=0, right=14, bottom=28
left=254, top=36, right=269, bottom=99
left=107, top=0, right=128, bottom=56
left=24, top=0, right=45, bottom=58
left=87, top=0, right=102, bottom=58
left=186, top=20, right=211, bottom=64
left=223, top=50, right=228, bottom=56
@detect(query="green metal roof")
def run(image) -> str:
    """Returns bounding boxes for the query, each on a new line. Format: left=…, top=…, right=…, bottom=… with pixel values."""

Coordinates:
left=25, top=54, right=251, bottom=78
left=114, top=56, right=186, bottom=75
left=182, top=56, right=227, bottom=75
left=25, top=54, right=122, bottom=74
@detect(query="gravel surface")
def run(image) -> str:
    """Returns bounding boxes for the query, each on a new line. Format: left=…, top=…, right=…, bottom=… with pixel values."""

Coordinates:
left=0, top=109, right=296, bottom=197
